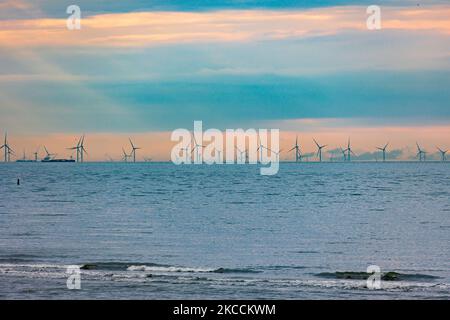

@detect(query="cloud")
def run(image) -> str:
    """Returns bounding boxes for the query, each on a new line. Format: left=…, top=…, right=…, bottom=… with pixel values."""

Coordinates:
left=3, top=1, right=449, bottom=19
left=1, top=5, right=449, bottom=138
left=1, top=6, right=449, bottom=47
left=352, top=149, right=403, bottom=160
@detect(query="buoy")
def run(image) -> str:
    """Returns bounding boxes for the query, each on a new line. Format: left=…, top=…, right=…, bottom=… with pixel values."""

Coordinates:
left=17, top=178, right=20, bottom=185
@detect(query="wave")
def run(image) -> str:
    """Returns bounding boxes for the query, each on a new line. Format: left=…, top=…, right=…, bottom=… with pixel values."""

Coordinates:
left=0, top=261, right=259, bottom=276
left=127, top=265, right=216, bottom=273
left=315, top=271, right=441, bottom=281
left=126, top=265, right=259, bottom=274
left=1, top=263, right=448, bottom=295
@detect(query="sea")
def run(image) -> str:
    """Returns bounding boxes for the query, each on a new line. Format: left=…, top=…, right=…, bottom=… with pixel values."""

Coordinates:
left=0, top=162, right=449, bottom=299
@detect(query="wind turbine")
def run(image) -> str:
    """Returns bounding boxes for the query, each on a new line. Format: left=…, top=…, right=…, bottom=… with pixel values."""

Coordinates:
left=0, top=132, right=13, bottom=162
left=79, top=135, right=87, bottom=162
left=21, top=149, right=27, bottom=161
left=235, top=146, right=247, bottom=163
left=181, top=143, right=191, bottom=162
left=288, top=135, right=302, bottom=162
left=67, top=136, right=83, bottom=162
left=214, top=148, right=223, bottom=163
left=264, top=146, right=283, bottom=162
left=129, top=138, right=141, bottom=163
left=339, top=147, right=347, bottom=161
left=313, top=138, right=327, bottom=162
left=7, top=146, right=14, bottom=162
left=191, top=135, right=204, bottom=163
left=105, top=154, right=114, bottom=162
left=343, top=138, right=356, bottom=162
left=274, top=149, right=283, bottom=162
left=416, top=142, right=426, bottom=161
left=437, top=147, right=448, bottom=161
left=122, top=148, right=130, bottom=162
left=257, top=136, right=267, bottom=163
left=376, top=142, right=389, bottom=162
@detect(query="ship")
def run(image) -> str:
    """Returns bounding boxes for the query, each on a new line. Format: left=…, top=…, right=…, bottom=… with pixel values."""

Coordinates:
left=41, top=158, right=75, bottom=163
left=41, top=154, right=75, bottom=162
left=40, top=147, right=76, bottom=162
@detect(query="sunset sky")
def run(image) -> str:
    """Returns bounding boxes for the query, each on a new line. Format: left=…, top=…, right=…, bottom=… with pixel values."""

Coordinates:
left=0, top=0, right=449, bottom=161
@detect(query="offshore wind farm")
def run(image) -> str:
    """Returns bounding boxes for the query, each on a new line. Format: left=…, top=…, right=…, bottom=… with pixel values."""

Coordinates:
left=1, top=131, right=448, bottom=164
left=1, top=0, right=450, bottom=303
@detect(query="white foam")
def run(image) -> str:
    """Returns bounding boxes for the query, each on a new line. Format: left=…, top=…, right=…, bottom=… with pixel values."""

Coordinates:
left=126, top=265, right=216, bottom=273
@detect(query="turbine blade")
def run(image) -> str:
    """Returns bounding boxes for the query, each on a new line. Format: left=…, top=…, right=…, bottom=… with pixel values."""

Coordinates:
left=313, top=138, right=320, bottom=148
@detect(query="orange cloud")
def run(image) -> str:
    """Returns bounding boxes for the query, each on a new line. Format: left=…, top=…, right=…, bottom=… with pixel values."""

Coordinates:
left=0, top=6, right=449, bottom=48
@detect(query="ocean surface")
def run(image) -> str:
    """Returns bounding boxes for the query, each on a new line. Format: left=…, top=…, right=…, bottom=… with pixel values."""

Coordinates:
left=0, top=162, right=449, bottom=299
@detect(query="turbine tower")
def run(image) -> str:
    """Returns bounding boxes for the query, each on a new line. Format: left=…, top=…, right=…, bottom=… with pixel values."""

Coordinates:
left=416, top=142, right=426, bottom=161
left=437, top=147, right=448, bottom=161
left=313, top=138, right=327, bottom=162
left=288, top=136, right=302, bottom=162
left=129, top=138, right=141, bottom=163
left=33, top=146, right=40, bottom=162
left=376, top=142, right=389, bottom=162
left=7, top=146, right=14, bottom=162
left=0, top=132, right=13, bottom=162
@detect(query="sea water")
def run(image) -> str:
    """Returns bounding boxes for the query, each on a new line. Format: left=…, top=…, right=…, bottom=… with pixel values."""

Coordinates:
left=0, top=162, right=449, bottom=299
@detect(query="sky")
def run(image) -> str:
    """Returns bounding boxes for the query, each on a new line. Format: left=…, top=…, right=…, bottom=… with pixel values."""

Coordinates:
left=0, top=0, right=449, bottom=161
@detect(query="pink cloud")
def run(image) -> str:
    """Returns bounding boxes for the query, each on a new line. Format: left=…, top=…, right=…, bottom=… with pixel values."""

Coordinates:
left=0, top=6, right=449, bottom=48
